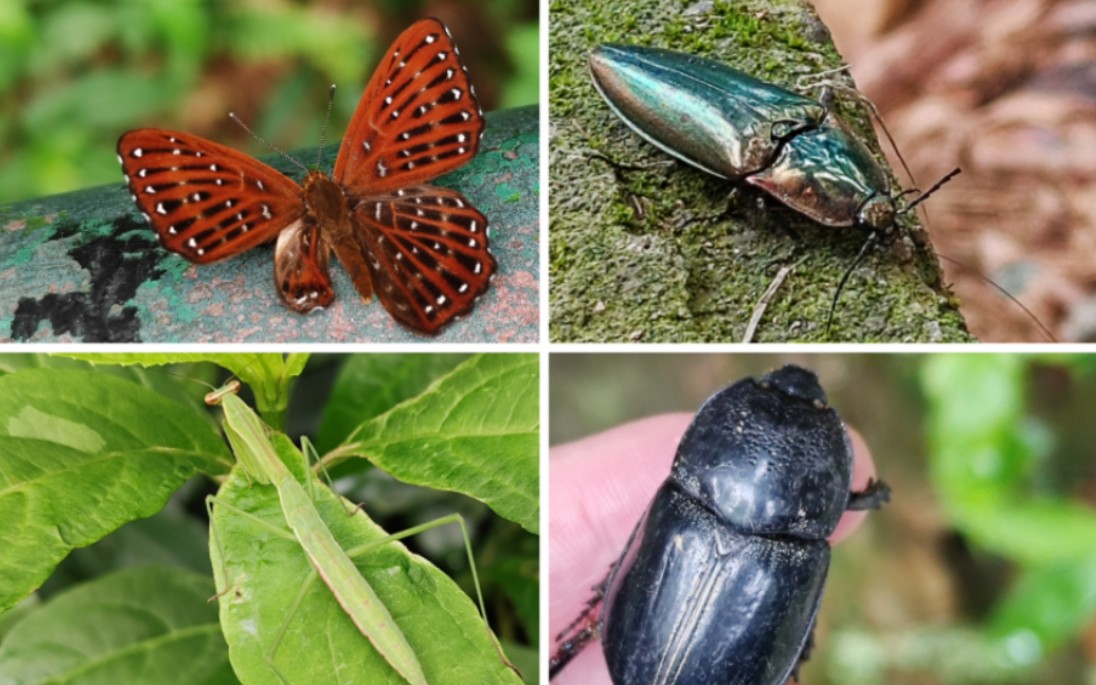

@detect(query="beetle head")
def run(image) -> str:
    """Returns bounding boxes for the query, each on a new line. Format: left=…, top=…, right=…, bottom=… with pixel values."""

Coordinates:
left=856, top=194, right=896, bottom=232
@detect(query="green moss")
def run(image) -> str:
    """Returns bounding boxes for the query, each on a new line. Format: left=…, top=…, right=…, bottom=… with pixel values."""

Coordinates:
left=549, top=0, right=971, bottom=342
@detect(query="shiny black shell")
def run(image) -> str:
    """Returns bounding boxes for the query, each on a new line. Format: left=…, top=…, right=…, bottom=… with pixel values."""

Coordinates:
left=600, top=365, right=855, bottom=685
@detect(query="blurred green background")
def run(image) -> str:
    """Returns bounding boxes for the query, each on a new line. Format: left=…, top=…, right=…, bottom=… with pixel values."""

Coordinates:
left=0, top=0, right=539, bottom=205
left=551, top=354, right=1096, bottom=685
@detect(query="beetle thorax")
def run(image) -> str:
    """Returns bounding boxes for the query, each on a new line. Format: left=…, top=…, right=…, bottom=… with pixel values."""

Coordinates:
left=857, top=194, right=896, bottom=232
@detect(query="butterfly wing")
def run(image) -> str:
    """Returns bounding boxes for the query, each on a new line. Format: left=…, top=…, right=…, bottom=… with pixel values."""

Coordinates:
left=342, top=185, right=495, bottom=334
left=117, top=128, right=304, bottom=263
left=273, top=218, right=335, bottom=313
left=333, top=18, right=485, bottom=195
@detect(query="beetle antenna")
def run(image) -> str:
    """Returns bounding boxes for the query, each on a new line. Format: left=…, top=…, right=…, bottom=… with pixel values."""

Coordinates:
left=827, top=232, right=878, bottom=336
left=933, top=252, right=1057, bottom=342
left=902, top=167, right=961, bottom=214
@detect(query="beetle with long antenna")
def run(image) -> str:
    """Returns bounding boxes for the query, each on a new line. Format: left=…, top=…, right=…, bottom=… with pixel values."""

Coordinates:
left=588, top=43, right=1055, bottom=341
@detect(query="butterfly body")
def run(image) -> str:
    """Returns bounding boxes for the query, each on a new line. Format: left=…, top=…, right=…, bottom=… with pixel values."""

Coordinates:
left=119, top=18, right=494, bottom=335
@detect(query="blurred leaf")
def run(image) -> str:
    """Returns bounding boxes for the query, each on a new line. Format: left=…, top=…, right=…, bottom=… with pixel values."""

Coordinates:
left=0, top=566, right=236, bottom=685
left=828, top=626, right=1035, bottom=684
left=502, top=642, right=539, bottom=685
left=989, top=554, right=1096, bottom=660
left=147, top=0, right=208, bottom=84
left=501, top=23, right=539, bottom=108
left=24, top=70, right=168, bottom=134
left=0, top=2, right=33, bottom=91
left=0, top=596, right=38, bottom=643
left=2, top=2, right=536, bottom=204
left=922, top=355, right=1026, bottom=506
left=224, top=5, right=370, bottom=84
left=30, top=3, right=115, bottom=76
left=922, top=356, right=1096, bottom=563
left=960, top=497, right=1096, bottom=566
left=494, top=553, right=539, bottom=643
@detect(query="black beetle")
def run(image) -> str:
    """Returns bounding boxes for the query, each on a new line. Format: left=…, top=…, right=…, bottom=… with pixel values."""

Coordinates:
left=550, top=365, right=890, bottom=685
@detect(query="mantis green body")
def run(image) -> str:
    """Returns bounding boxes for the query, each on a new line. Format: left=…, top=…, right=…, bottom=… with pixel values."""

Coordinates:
left=217, top=393, right=427, bottom=685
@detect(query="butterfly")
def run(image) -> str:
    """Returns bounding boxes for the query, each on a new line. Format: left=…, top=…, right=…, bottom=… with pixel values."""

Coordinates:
left=117, top=18, right=495, bottom=335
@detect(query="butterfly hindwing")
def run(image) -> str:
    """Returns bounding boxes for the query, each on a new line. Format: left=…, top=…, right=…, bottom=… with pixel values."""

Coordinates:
left=348, top=185, right=494, bottom=333
left=273, top=217, right=335, bottom=313
left=333, top=18, right=485, bottom=195
left=117, top=128, right=303, bottom=263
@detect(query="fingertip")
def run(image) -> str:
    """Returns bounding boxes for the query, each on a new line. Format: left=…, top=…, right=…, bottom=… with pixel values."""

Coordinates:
left=831, top=426, right=878, bottom=543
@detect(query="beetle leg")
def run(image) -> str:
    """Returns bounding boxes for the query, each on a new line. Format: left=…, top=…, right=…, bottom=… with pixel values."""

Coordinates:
left=549, top=623, right=598, bottom=680
left=555, top=575, right=608, bottom=640
left=846, top=477, right=892, bottom=511
left=827, top=230, right=881, bottom=336
left=549, top=571, right=612, bottom=679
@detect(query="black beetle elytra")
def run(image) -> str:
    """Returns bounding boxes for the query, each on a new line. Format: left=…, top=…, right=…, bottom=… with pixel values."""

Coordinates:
left=550, top=365, right=890, bottom=685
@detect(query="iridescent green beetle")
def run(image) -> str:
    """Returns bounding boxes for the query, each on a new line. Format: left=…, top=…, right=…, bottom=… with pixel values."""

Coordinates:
left=589, top=44, right=898, bottom=231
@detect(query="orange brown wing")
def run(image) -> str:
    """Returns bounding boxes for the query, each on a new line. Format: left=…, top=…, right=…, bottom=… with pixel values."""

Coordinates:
left=333, top=18, right=485, bottom=196
left=117, top=128, right=303, bottom=263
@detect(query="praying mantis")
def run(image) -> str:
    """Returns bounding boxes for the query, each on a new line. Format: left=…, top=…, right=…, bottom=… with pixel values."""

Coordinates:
left=207, top=389, right=521, bottom=685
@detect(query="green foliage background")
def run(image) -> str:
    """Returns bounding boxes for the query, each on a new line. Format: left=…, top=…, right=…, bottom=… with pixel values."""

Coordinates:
left=0, top=0, right=539, bottom=204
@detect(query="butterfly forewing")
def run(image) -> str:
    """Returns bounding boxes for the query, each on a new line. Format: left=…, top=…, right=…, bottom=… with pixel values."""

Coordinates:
left=117, top=129, right=303, bottom=263
left=334, top=18, right=485, bottom=194
left=351, top=185, right=494, bottom=333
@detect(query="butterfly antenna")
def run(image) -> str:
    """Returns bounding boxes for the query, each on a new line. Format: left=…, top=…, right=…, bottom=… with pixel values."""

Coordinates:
left=228, top=112, right=308, bottom=173
left=317, top=84, right=337, bottom=170
left=827, top=231, right=878, bottom=336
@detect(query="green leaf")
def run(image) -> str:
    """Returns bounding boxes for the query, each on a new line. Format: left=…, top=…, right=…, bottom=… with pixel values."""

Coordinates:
left=0, top=368, right=232, bottom=611
left=960, top=498, right=1096, bottom=567
left=0, top=354, right=212, bottom=410
left=495, top=553, right=540, bottom=644
left=0, top=566, right=235, bottom=685
left=64, top=353, right=310, bottom=426
left=317, top=354, right=471, bottom=452
left=989, top=554, right=1096, bottom=659
left=501, top=23, right=540, bottom=108
left=342, top=355, right=539, bottom=533
left=210, top=449, right=522, bottom=685
left=922, top=356, right=1096, bottom=563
